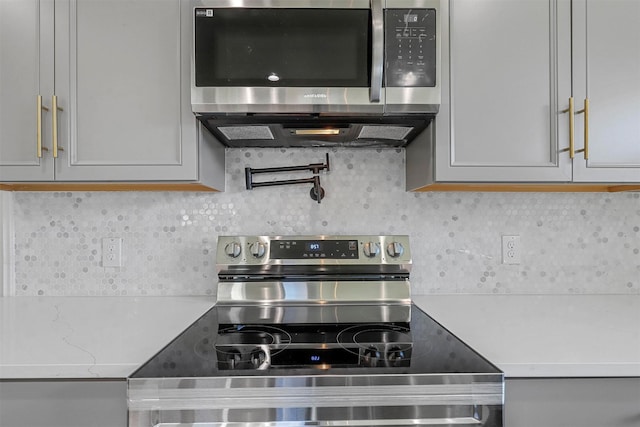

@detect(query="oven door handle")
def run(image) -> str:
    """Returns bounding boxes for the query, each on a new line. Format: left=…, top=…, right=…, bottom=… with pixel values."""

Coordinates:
left=370, top=0, right=384, bottom=103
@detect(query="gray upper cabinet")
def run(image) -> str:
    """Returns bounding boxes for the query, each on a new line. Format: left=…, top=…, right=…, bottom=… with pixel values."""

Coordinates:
left=435, top=0, right=573, bottom=183
left=435, top=0, right=639, bottom=184
left=571, top=0, right=640, bottom=182
left=0, top=0, right=55, bottom=181
left=0, top=0, right=224, bottom=188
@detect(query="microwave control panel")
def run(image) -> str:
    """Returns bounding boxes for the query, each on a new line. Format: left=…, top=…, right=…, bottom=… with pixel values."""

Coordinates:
left=385, top=9, right=437, bottom=88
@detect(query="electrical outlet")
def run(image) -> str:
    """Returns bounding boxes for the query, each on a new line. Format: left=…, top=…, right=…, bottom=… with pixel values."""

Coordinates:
left=501, top=235, right=521, bottom=264
left=102, top=237, right=123, bottom=267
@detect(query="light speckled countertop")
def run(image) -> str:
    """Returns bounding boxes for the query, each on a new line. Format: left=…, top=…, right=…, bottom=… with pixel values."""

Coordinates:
left=1, top=295, right=638, bottom=379
left=0, top=296, right=214, bottom=379
left=413, top=294, right=640, bottom=378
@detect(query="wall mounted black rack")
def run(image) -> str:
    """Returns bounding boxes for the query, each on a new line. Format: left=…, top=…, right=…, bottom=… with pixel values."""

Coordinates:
left=245, top=153, right=330, bottom=203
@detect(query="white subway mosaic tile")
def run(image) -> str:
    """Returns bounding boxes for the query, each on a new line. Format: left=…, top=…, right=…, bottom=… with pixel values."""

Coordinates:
left=10, top=148, right=640, bottom=296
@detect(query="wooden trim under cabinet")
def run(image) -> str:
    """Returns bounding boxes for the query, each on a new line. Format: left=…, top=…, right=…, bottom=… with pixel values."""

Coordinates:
left=2, top=182, right=638, bottom=193
left=0, top=183, right=220, bottom=192
left=413, top=183, right=640, bottom=193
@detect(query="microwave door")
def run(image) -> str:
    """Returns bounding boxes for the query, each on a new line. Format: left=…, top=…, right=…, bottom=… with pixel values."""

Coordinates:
left=192, top=1, right=384, bottom=114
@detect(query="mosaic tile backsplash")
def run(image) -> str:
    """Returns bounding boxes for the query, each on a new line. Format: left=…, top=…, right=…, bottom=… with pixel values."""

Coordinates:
left=8, top=148, right=640, bottom=296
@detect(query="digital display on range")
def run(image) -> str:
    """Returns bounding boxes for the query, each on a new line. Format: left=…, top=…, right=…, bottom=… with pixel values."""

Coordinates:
left=271, top=348, right=359, bottom=367
left=306, top=242, right=321, bottom=251
left=271, top=240, right=359, bottom=259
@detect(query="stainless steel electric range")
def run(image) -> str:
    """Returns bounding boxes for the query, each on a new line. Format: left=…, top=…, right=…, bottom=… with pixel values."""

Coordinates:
left=128, top=235, right=504, bottom=427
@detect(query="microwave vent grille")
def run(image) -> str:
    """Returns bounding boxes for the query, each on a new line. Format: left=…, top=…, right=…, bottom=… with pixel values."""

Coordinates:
left=357, top=126, right=413, bottom=141
left=218, top=126, right=274, bottom=141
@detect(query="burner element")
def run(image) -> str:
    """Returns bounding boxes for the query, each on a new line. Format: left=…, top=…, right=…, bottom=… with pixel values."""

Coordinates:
left=217, top=325, right=292, bottom=347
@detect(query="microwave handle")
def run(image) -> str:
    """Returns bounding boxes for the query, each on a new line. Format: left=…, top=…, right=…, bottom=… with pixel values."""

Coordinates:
left=370, top=0, right=384, bottom=103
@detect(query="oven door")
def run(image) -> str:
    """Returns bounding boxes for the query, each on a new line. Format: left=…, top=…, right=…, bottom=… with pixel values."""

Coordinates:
left=191, top=0, right=385, bottom=114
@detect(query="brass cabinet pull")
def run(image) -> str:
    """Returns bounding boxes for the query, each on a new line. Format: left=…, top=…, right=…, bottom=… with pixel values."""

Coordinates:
left=575, top=98, right=589, bottom=160
left=561, top=97, right=575, bottom=159
left=52, top=95, right=64, bottom=158
left=36, top=95, right=50, bottom=158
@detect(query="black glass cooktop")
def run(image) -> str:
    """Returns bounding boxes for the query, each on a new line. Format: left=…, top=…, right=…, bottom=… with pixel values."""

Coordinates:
left=131, top=304, right=501, bottom=378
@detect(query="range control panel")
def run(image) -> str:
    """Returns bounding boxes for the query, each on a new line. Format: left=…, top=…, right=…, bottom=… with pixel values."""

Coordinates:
left=385, top=9, right=437, bottom=87
left=216, top=235, right=412, bottom=270
left=271, top=239, right=359, bottom=259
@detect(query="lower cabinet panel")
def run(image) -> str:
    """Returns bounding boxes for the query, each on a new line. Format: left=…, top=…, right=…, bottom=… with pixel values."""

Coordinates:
left=0, top=380, right=127, bottom=427
left=2, top=378, right=639, bottom=427
left=505, top=378, right=640, bottom=427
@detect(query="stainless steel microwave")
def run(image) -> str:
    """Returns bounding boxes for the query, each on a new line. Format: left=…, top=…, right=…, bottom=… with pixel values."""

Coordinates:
left=192, top=0, right=441, bottom=115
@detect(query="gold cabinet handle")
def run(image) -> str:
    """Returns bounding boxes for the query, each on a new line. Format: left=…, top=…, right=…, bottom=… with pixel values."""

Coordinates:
left=561, top=97, right=575, bottom=159
left=36, top=95, right=50, bottom=158
left=52, top=95, right=64, bottom=158
left=575, top=98, right=589, bottom=160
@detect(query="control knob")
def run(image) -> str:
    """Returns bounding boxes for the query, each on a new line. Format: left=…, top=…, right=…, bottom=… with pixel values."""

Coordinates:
left=250, top=348, right=269, bottom=369
left=362, top=346, right=381, bottom=367
left=362, top=241, right=380, bottom=258
left=386, top=242, right=404, bottom=258
left=385, top=346, right=406, bottom=367
left=227, top=350, right=242, bottom=370
left=224, top=241, right=242, bottom=258
left=249, top=241, right=266, bottom=258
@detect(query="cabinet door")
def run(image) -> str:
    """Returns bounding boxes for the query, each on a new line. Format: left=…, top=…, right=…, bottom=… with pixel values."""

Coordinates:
left=571, top=0, right=640, bottom=182
left=52, top=0, right=198, bottom=181
left=0, top=0, right=54, bottom=181
left=435, top=0, right=573, bottom=182
left=0, top=380, right=127, bottom=427
left=505, top=378, right=640, bottom=427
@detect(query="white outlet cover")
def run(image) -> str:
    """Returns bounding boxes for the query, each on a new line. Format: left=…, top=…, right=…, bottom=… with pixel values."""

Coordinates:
left=501, top=235, right=521, bottom=265
left=102, top=237, right=123, bottom=267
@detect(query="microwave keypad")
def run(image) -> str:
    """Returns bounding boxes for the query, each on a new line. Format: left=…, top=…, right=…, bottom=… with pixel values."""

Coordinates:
left=385, top=9, right=436, bottom=88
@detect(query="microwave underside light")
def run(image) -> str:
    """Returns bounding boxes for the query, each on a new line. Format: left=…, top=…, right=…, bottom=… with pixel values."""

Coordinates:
left=197, top=114, right=433, bottom=148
